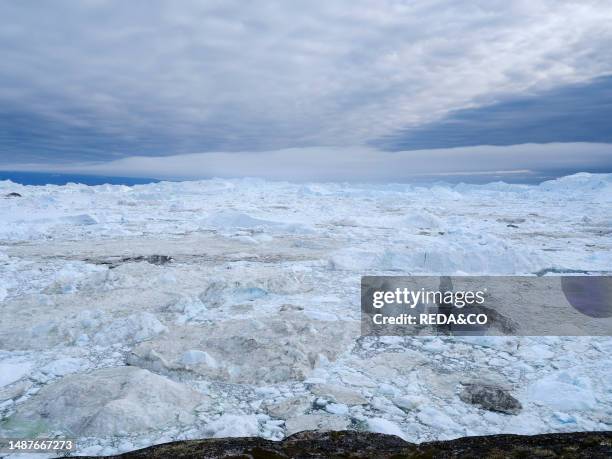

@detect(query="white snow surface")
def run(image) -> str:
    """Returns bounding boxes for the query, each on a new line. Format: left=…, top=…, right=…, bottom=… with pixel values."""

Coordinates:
left=0, top=173, right=611, bottom=455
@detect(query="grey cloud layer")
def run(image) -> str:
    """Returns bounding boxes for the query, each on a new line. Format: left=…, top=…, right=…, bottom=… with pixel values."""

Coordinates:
left=2, top=0, right=612, bottom=155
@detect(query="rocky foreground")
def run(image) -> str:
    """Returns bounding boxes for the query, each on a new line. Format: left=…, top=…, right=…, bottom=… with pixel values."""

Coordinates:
left=77, top=430, right=612, bottom=458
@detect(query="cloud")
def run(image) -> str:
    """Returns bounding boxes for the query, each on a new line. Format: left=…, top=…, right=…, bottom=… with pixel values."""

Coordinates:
left=4, top=143, right=610, bottom=182
left=1, top=1, right=612, bottom=162
left=375, top=75, right=612, bottom=150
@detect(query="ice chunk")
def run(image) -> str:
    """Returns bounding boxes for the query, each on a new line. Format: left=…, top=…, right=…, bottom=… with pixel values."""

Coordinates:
left=128, top=311, right=358, bottom=384
left=527, top=372, right=597, bottom=411
left=204, top=414, right=259, bottom=438
left=262, top=395, right=312, bottom=420
left=311, top=384, right=367, bottom=405
left=61, top=214, right=98, bottom=226
left=3, top=366, right=206, bottom=437
left=0, top=380, right=31, bottom=402
left=366, top=417, right=407, bottom=440
left=324, top=403, right=349, bottom=415
left=93, top=312, right=167, bottom=345
left=417, top=406, right=462, bottom=431
left=180, top=350, right=217, bottom=369
left=403, top=211, right=443, bottom=229
left=41, top=358, right=89, bottom=377
left=0, top=360, right=33, bottom=387
left=284, top=414, right=349, bottom=435
left=203, top=210, right=275, bottom=229
left=202, top=210, right=312, bottom=234
left=393, top=395, right=424, bottom=412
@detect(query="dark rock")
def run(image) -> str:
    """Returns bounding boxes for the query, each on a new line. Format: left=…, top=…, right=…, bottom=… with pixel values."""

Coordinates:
left=497, top=217, right=526, bottom=224
left=83, top=255, right=173, bottom=268
left=71, top=430, right=612, bottom=458
left=459, top=383, right=522, bottom=414
left=535, top=267, right=590, bottom=277
left=5, top=192, right=22, bottom=198
left=141, top=255, right=173, bottom=265
left=121, top=255, right=173, bottom=266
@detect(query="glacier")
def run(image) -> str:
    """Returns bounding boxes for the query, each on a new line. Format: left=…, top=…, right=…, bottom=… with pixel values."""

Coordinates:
left=0, top=173, right=610, bottom=456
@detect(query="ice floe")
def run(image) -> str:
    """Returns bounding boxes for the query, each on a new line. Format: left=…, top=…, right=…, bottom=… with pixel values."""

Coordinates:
left=0, top=173, right=610, bottom=454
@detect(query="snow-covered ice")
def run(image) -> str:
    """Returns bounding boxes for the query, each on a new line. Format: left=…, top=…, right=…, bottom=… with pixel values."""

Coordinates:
left=0, top=173, right=611, bottom=455
left=0, top=360, right=32, bottom=388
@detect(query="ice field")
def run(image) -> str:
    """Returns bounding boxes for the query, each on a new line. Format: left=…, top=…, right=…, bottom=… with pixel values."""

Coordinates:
left=0, top=173, right=611, bottom=456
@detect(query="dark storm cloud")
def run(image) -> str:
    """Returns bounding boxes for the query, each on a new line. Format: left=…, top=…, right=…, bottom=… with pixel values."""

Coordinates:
left=375, top=76, right=612, bottom=150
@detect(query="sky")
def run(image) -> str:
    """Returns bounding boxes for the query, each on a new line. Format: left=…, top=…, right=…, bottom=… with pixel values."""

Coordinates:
left=1, top=0, right=611, bottom=181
